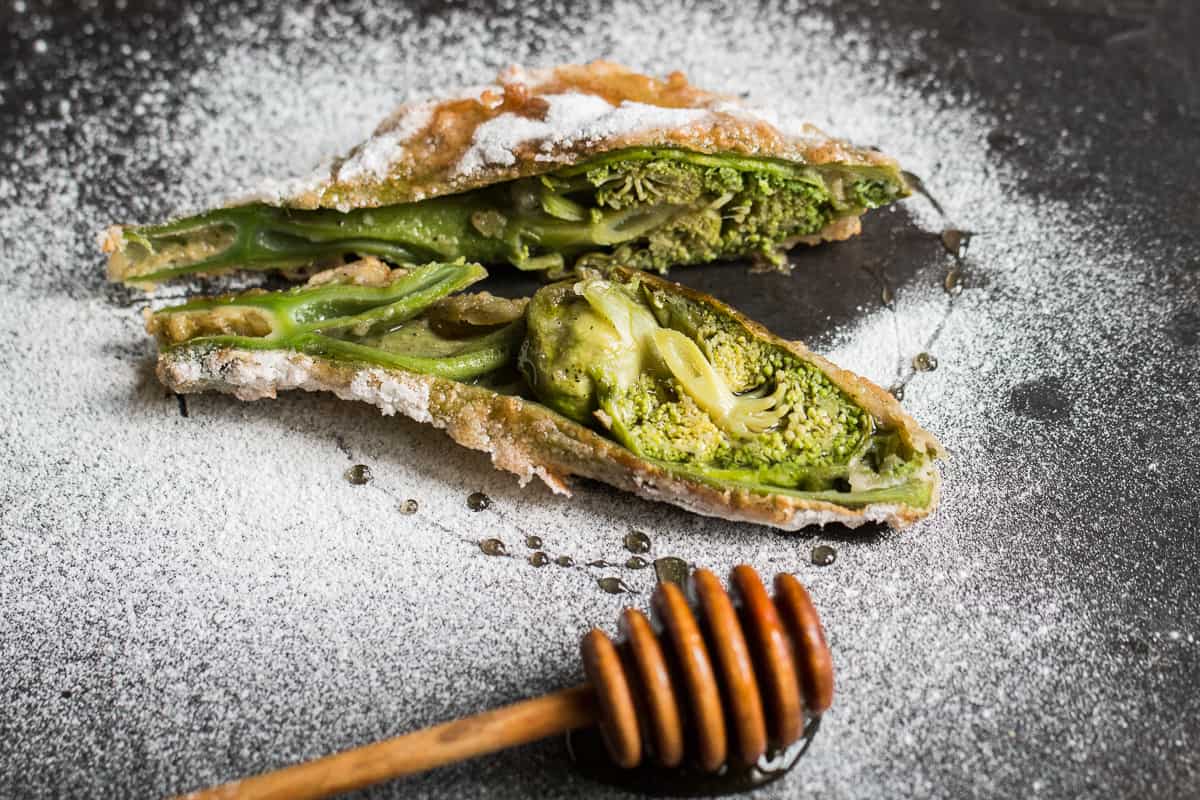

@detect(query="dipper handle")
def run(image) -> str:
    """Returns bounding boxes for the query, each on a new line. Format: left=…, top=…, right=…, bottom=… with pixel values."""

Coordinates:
left=177, top=685, right=597, bottom=800
left=176, top=565, right=833, bottom=799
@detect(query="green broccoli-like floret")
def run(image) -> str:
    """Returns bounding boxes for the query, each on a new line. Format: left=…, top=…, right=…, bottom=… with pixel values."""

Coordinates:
left=641, top=284, right=873, bottom=468
left=590, top=160, right=700, bottom=209
left=583, top=159, right=748, bottom=211
left=607, top=206, right=726, bottom=272
left=844, top=177, right=905, bottom=210
left=520, top=273, right=885, bottom=492
left=605, top=374, right=727, bottom=463
left=567, top=158, right=846, bottom=273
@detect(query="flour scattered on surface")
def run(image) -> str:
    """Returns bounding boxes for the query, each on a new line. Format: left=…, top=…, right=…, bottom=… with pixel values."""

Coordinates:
left=0, top=1, right=1196, bottom=799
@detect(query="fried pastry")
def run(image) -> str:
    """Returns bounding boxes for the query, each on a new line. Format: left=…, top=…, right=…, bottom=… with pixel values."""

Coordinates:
left=148, top=259, right=941, bottom=529
left=106, top=62, right=908, bottom=285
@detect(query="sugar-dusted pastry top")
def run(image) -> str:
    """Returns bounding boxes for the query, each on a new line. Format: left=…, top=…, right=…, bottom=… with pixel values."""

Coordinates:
left=251, top=61, right=897, bottom=212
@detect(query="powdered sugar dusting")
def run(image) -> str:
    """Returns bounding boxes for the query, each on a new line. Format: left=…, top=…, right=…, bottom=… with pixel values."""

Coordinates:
left=337, top=102, right=437, bottom=182
left=457, top=91, right=617, bottom=173
left=220, top=60, right=868, bottom=211
left=1, top=1, right=1196, bottom=799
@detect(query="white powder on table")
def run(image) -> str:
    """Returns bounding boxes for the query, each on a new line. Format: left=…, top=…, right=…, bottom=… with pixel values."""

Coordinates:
left=0, top=1, right=1196, bottom=799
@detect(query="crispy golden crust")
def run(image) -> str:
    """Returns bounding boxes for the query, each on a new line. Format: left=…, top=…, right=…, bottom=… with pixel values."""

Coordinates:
left=789, top=215, right=863, bottom=247
left=154, top=267, right=942, bottom=535
left=156, top=347, right=937, bottom=530
left=248, top=61, right=898, bottom=211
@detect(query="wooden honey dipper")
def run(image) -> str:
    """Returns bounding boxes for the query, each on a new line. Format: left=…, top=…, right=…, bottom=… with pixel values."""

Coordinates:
left=180, top=565, right=834, bottom=800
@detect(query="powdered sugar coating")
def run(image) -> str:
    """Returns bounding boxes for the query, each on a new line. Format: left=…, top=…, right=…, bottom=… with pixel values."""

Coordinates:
left=1, top=1, right=1197, bottom=799
left=336, top=103, right=437, bottom=183
left=465, top=92, right=697, bottom=175
left=237, top=60, right=892, bottom=211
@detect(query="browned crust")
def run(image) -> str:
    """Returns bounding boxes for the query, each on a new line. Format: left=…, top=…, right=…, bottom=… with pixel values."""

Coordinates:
left=790, top=215, right=863, bottom=247
left=154, top=267, right=942, bottom=533
left=263, top=61, right=899, bottom=210
left=104, top=62, right=900, bottom=283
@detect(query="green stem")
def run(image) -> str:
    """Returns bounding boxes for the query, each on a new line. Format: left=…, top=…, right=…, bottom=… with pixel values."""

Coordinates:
left=153, top=262, right=521, bottom=381
left=173, top=326, right=522, bottom=381
left=161, top=261, right=487, bottom=335
left=656, top=459, right=935, bottom=510
left=120, top=200, right=510, bottom=283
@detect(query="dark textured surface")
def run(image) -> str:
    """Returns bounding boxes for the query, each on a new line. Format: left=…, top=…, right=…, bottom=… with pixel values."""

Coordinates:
left=1, top=1, right=1198, bottom=799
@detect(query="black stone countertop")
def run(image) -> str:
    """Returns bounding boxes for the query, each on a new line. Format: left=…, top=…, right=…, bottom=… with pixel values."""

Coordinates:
left=0, top=1, right=1197, bottom=798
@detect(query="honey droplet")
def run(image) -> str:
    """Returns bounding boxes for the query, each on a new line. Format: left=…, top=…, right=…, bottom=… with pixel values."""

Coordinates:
left=588, top=559, right=614, bottom=568
left=525, top=535, right=543, bottom=549
left=880, top=284, right=895, bottom=307
left=940, top=228, right=972, bottom=259
left=653, top=556, right=689, bottom=587
left=625, top=556, right=649, bottom=569
left=555, top=555, right=575, bottom=567
left=344, top=464, right=372, bottom=485
left=598, top=576, right=633, bottom=594
left=811, top=544, right=837, bottom=567
left=912, top=352, right=938, bottom=372
left=528, top=551, right=550, bottom=567
left=399, top=499, right=418, bottom=515
left=900, top=170, right=945, bottom=217
left=479, top=538, right=507, bottom=557
left=623, top=530, right=651, bottom=554
left=889, top=384, right=905, bottom=401
left=467, top=492, right=492, bottom=511
left=944, top=268, right=963, bottom=296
